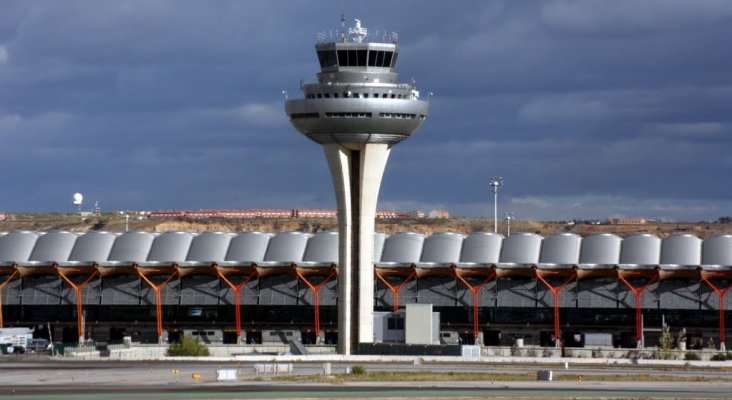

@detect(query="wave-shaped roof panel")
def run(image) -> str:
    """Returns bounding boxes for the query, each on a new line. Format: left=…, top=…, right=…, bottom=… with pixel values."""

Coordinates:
left=108, top=231, right=155, bottom=262
left=702, top=234, right=732, bottom=266
left=421, top=232, right=464, bottom=264
left=499, top=233, right=542, bottom=264
left=187, top=232, right=234, bottom=262
left=225, top=232, right=273, bottom=262
left=29, top=231, right=78, bottom=262
left=68, top=231, right=116, bottom=262
left=620, top=233, right=661, bottom=265
left=660, top=234, right=701, bottom=266
left=579, top=233, right=621, bottom=265
left=264, top=232, right=311, bottom=262
left=373, top=232, right=388, bottom=263
left=0, top=231, right=39, bottom=262
left=147, top=232, right=195, bottom=262
left=459, top=232, right=503, bottom=264
left=540, top=233, right=581, bottom=265
left=380, top=232, right=425, bottom=263
left=303, top=231, right=338, bottom=263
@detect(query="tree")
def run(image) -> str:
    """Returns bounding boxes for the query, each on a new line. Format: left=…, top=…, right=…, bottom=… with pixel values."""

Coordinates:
left=659, top=323, right=673, bottom=360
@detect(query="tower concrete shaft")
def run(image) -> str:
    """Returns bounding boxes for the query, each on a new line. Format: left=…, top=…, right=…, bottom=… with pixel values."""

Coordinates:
left=325, top=143, right=390, bottom=354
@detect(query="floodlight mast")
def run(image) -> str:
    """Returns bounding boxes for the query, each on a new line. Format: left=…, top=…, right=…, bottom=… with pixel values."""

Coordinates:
left=489, top=177, right=503, bottom=234
left=285, top=18, right=429, bottom=355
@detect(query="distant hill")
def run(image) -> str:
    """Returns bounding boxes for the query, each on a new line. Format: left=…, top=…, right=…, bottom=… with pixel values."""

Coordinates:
left=0, top=212, right=730, bottom=238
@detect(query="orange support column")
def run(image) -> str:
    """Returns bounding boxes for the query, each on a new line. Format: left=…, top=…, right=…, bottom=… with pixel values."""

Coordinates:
left=56, top=266, right=99, bottom=345
left=534, top=267, right=577, bottom=347
left=699, top=270, right=732, bottom=350
left=293, top=266, right=337, bottom=339
left=374, top=266, right=416, bottom=312
left=215, top=266, right=258, bottom=342
left=616, top=268, right=659, bottom=347
left=454, top=266, right=496, bottom=344
left=0, top=270, right=18, bottom=328
left=136, top=266, right=178, bottom=344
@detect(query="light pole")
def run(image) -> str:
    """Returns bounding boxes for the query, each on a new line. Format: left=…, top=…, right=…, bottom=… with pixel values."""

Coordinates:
left=119, top=211, right=130, bottom=232
left=504, top=212, right=515, bottom=236
left=489, top=177, right=503, bottom=234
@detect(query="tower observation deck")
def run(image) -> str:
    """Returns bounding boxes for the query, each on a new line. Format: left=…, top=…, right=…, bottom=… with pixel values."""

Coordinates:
left=285, top=18, right=429, bottom=354
left=285, top=19, right=429, bottom=147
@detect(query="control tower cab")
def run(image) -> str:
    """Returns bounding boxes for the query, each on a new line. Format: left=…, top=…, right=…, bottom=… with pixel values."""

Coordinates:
left=285, top=19, right=429, bottom=147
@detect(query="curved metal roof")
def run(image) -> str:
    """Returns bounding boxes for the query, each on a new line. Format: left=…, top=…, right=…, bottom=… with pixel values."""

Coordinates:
left=147, top=231, right=195, bottom=262
left=108, top=231, right=155, bottom=262
left=660, top=234, right=701, bottom=266
left=68, top=231, right=116, bottom=262
left=380, top=232, right=425, bottom=263
left=420, top=232, right=463, bottom=264
left=30, top=231, right=78, bottom=262
left=620, top=233, right=661, bottom=265
left=0, top=230, right=730, bottom=272
left=225, top=232, right=272, bottom=262
left=0, top=231, right=39, bottom=262
left=500, top=232, right=542, bottom=264
left=460, top=232, right=503, bottom=264
left=540, top=233, right=581, bottom=265
left=579, top=233, right=621, bottom=265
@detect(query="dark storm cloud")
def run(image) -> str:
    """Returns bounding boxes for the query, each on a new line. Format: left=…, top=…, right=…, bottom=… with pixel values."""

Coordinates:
left=1, top=1, right=731, bottom=221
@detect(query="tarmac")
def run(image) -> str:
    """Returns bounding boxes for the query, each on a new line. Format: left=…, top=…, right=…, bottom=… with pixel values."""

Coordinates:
left=1, top=358, right=732, bottom=399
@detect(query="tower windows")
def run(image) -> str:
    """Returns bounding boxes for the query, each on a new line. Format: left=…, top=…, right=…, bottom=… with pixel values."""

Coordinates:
left=383, top=51, right=393, bottom=67
left=367, top=50, right=395, bottom=67
left=291, top=113, right=319, bottom=119
left=379, top=113, right=416, bottom=119
left=325, top=112, right=372, bottom=118
left=317, top=50, right=338, bottom=69
left=337, top=49, right=368, bottom=67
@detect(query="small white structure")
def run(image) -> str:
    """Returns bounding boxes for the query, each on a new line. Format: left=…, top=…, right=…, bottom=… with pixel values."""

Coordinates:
left=216, top=369, right=237, bottom=381
left=405, top=303, right=434, bottom=344
left=461, top=345, right=481, bottom=359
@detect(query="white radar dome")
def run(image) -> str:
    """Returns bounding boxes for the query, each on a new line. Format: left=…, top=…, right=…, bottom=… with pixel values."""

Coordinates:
left=72, top=192, right=84, bottom=205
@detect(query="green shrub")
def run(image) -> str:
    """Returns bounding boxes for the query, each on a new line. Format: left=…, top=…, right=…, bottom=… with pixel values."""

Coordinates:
left=684, top=351, right=700, bottom=361
left=166, top=334, right=210, bottom=357
left=350, top=365, right=367, bottom=375
left=710, top=352, right=728, bottom=361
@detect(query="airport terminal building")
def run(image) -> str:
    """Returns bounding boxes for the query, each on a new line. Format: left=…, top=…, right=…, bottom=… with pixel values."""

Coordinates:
left=0, top=229, right=731, bottom=350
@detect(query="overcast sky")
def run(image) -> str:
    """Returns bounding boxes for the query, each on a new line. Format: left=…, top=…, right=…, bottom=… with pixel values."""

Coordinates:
left=2, top=1, right=732, bottom=221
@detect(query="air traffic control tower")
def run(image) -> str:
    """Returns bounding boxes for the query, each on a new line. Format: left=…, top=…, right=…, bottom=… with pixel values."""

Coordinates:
left=285, top=18, right=429, bottom=354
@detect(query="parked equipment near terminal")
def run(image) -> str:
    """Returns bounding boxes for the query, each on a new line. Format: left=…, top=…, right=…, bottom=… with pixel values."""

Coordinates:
left=25, top=338, right=51, bottom=353
left=0, top=328, right=33, bottom=353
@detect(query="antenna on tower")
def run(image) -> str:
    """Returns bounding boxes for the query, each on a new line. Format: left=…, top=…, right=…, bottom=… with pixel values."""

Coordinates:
left=348, top=19, right=368, bottom=43
left=340, top=13, right=347, bottom=42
